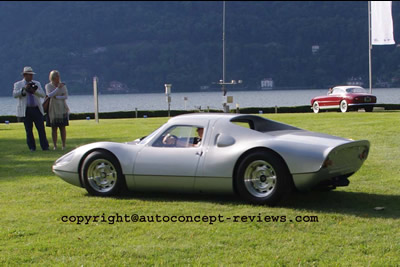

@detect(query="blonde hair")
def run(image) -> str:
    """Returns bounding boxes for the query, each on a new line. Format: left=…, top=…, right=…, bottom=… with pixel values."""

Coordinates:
left=49, top=70, right=60, bottom=82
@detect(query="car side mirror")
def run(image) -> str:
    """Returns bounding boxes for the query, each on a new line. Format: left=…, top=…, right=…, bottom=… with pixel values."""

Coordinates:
left=216, top=134, right=235, bottom=147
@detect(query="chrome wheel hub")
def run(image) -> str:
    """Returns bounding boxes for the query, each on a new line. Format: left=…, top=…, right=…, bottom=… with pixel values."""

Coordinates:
left=340, top=101, right=347, bottom=112
left=313, top=102, right=319, bottom=113
left=87, top=159, right=117, bottom=193
left=244, top=160, right=277, bottom=197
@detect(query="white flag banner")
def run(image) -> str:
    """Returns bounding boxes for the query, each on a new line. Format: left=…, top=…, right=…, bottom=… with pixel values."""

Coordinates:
left=371, top=1, right=395, bottom=45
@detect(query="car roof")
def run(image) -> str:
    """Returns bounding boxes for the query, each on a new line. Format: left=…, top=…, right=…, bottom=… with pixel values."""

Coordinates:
left=333, top=85, right=364, bottom=90
left=168, top=113, right=258, bottom=124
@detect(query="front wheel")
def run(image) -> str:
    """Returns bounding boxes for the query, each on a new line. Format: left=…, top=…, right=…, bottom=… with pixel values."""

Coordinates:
left=312, top=101, right=320, bottom=113
left=340, top=100, right=348, bottom=113
left=81, top=151, right=126, bottom=196
left=235, top=151, right=293, bottom=205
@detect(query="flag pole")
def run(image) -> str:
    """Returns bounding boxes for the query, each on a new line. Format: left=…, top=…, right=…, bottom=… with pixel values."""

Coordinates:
left=368, top=1, right=372, bottom=94
left=222, top=0, right=226, bottom=96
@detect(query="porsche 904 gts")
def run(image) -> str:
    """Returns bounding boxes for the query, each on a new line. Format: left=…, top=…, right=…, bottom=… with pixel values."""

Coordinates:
left=53, top=113, right=370, bottom=205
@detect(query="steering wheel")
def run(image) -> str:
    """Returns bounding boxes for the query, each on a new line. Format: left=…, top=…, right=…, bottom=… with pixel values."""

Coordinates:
left=162, top=134, right=178, bottom=146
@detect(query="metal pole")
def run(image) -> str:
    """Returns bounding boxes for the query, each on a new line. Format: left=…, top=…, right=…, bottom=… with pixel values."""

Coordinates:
left=93, top=76, right=99, bottom=123
left=223, top=1, right=226, bottom=88
left=165, top=84, right=171, bottom=117
left=368, top=1, right=372, bottom=94
left=222, top=1, right=228, bottom=112
left=184, top=97, right=188, bottom=110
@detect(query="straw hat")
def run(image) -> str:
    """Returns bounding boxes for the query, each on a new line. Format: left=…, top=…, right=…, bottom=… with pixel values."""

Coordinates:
left=21, top=66, right=36, bottom=75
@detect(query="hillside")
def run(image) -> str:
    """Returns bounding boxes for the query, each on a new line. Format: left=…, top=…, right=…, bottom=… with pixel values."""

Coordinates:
left=1, top=1, right=400, bottom=96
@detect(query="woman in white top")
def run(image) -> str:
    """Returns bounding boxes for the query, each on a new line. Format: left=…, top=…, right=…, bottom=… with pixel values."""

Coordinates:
left=45, top=70, right=69, bottom=150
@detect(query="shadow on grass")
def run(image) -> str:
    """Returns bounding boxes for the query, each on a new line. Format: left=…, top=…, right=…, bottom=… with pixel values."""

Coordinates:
left=0, top=138, right=106, bottom=180
left=93, top=189, right=400, bottom=219
left=284, top=190, right=400, bottom=219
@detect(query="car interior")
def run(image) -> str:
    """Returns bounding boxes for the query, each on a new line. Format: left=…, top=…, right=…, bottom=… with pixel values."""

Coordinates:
left=152, top=126, right=203, bottom=148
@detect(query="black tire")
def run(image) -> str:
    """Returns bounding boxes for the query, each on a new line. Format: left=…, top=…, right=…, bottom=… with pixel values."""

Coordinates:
left=81, top=151, right=126, bottom=196
left=235, top=151, right=293, bottom=206
left=365, top=106, right=373, bottom=112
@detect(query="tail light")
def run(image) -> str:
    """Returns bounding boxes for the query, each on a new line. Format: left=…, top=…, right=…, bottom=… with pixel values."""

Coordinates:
left=359, top=149, right=369, bottom=160
left=322, top=158, right=333, bottom=168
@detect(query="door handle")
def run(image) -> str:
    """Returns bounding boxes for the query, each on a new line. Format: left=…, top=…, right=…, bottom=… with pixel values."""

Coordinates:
left=195, top=151, right=203, bottom=156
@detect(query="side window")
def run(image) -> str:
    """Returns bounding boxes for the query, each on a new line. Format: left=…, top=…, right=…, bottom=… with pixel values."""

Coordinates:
left=231, top=120, right=254, bottom=129
left=152, top=126, right=204, bottom=148
left=346, top=88, right=357, bottom=93
left=332, top=88, right=342, bottom=95
left=232, top=121, right=251, bottom=129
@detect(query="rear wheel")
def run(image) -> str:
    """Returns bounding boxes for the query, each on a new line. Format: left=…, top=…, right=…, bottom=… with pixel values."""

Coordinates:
left=312, top=101, right=320, bottom=113
left=340, top=100, right=348, bottom=113
left=81, top=151, right=126, bottom=196
left=235, top=151, right=292, bottom=205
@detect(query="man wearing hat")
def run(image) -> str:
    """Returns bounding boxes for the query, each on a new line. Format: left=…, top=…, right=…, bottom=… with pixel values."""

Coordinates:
left=13, top=66, right=49, bottom=151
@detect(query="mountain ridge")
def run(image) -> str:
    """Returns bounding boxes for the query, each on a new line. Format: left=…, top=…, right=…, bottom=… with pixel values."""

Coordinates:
left=1, top=1, right=399, bottom=96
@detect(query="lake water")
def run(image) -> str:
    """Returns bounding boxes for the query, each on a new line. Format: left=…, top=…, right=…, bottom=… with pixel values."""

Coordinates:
left=1, top=88, right=400, bottom=116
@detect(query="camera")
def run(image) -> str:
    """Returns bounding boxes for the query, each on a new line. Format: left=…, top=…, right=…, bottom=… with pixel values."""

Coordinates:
left=28, top=81, right=38, bottom=90
left=25, top=82, right=38, bottom=94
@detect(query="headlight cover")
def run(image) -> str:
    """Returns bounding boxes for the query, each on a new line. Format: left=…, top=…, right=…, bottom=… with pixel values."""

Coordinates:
left=55, top=151, right=75, bottom=165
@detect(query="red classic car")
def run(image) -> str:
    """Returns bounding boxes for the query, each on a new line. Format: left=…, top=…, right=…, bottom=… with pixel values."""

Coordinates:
left=311, top=86, right=377, bottom=113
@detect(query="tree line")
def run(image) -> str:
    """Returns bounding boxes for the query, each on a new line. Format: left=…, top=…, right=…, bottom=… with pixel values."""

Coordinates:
left=1, top=1, right=399, bottom=96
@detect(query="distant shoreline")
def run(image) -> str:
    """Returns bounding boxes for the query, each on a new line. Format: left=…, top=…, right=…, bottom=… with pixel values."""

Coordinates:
left=2, top=87, right=398, bottom=98
left=1, top=104, right=400, bottom=123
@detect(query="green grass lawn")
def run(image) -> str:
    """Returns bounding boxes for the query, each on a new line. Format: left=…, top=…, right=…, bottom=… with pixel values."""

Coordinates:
left=1, top=112, right=399, bottom=265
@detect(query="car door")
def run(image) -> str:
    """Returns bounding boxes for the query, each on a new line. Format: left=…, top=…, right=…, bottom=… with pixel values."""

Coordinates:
left=326, top=88, right=343, bottom=108
left=317, top=93, right=331, bottom=107
left=133, top=123, right=209, bottom=192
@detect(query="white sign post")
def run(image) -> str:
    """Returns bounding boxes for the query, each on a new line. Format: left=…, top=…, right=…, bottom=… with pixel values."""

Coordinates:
left=165, top=84, right=172, bottom=117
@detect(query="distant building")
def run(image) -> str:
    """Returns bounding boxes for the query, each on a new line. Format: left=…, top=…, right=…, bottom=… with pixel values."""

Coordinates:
left=375, top=78, right=391, bottom=88
left=346, top=76, right=364, bottom=86
left=200, top=85, right=210, bottom=91
left=82, top=47, right=107, bottom=58
left=92, top=47, right=107, bottom=54
left=312, top=45, right=320, bottom=54
left=68, top=52, right=79, bottom=57
left=106, top=81, right=129, bottom=93
left=261, top=78, right=274, bottom=90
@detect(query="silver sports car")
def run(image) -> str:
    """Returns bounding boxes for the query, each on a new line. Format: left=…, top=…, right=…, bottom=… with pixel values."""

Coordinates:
left=53, top=113, right=370, bottom=205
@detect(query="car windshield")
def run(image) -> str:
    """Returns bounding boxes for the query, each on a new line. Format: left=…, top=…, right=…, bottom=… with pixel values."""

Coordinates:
left=345, top=87, right=367, bottom=94
left=139, top=126, right=163, bottom=144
